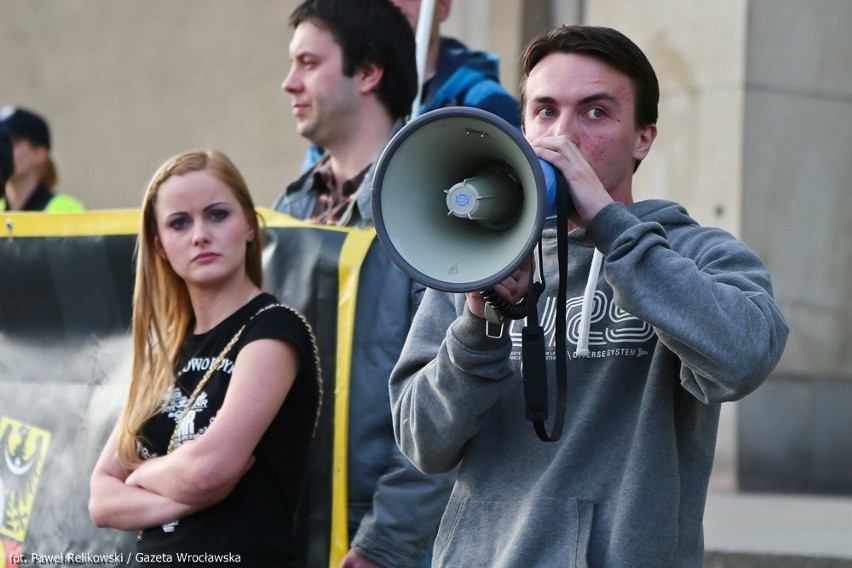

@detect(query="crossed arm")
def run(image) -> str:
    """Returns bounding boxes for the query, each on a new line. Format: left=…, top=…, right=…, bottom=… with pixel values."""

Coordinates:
left=89, top=338, right=299, bottom=530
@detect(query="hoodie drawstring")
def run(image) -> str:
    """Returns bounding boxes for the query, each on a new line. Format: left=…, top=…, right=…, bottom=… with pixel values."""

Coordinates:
left=575, top=247, right=603, bottom=357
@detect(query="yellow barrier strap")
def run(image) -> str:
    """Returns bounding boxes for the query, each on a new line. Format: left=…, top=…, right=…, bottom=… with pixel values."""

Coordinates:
left=329, top=228, right=376, bottom=567
left=0, top=207, right=342, bottom=238
left=0, top=209, right=141, bottom=238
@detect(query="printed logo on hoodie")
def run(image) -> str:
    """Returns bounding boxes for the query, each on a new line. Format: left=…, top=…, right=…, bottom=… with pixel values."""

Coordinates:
left=509, top=291, right=654, bottom=359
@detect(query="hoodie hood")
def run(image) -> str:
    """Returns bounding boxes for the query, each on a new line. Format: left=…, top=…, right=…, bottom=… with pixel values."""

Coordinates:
left=418, top=37, right=521, bottom=128
left=420, top=37, right=502, bottom=112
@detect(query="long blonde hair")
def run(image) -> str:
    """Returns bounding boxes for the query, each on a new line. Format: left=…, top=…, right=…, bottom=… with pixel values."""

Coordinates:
left=116, top=150, right=264, bottom=469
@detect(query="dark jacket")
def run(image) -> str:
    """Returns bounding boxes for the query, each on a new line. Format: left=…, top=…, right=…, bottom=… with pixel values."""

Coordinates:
left=273, top=162, right=455, bottom=567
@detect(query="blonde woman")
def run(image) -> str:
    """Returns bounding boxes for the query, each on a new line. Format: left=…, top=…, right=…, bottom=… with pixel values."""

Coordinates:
left=89, top=150, right=320, bottom=567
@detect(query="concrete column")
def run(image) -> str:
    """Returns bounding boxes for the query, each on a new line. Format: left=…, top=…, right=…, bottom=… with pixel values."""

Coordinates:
left=737, top=0, right=852, bottom=494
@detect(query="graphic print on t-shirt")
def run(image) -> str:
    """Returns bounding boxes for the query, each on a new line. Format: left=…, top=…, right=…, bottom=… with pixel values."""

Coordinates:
left=167, top=390, right=210, bottom=451
left=148, top=354, right=235, bottom=535
left=168, top=353, right=238, bottom=450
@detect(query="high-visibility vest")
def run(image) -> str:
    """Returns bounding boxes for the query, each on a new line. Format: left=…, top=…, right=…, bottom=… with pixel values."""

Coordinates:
left=44, top=193, right=85, bottom=212
left=0, top=193, right=85, bottom=212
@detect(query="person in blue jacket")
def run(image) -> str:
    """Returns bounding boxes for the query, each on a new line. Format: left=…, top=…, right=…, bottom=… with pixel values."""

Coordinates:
left=392, top=0, right=520, bottom=125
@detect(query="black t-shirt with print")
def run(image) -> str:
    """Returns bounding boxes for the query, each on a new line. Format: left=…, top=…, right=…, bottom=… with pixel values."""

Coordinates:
left=135, top=293, right=320, bottom=567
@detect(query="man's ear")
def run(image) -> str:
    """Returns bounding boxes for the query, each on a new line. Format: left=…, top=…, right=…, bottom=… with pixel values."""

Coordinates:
left=633, top=123, right=657, bottom=163
left=357, top=61, right=384, bottom=94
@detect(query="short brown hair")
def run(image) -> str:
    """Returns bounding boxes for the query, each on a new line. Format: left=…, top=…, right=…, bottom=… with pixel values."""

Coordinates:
left=520, top=25, right=659, bottom=130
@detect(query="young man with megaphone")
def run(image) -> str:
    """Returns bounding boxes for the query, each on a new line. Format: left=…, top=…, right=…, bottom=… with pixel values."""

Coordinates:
left=388, top=25, right=789, bottom=566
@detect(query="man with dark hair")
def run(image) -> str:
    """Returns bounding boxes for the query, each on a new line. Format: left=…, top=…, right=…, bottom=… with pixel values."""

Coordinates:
left=389, top=25, right=789, bottom=566
left=301, top=0, right=521, bottom=171
left=273, top=1, right=454, bottom=567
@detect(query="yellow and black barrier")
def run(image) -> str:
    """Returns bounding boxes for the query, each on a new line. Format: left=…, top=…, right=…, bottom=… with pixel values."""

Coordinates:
left=0, top=209, right=377, bottom=567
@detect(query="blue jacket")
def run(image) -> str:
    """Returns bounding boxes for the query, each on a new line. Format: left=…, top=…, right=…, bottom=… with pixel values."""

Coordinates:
left=420, top=37, right=520, bottom=128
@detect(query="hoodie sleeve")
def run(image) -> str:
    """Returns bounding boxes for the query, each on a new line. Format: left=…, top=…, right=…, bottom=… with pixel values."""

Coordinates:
left=389, top=289, right=517, bottom=474
left=586, top=202, right=789, bottom=404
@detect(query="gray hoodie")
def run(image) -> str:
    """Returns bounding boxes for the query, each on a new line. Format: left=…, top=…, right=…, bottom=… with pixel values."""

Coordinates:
left=390, top=200, right=789, bottom=567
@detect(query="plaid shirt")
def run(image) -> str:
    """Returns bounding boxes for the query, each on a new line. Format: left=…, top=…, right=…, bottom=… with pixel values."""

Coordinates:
left=309, top=154, right=370, bottom=225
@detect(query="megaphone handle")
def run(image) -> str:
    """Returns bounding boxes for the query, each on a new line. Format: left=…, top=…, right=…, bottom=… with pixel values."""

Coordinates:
left=480, top=285, right=535, bottom=321
left=483, top=303, right=505, bottom=339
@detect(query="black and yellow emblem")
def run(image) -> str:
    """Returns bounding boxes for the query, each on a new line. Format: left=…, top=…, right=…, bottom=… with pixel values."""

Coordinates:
left=1, top=417, right=51, bottom=546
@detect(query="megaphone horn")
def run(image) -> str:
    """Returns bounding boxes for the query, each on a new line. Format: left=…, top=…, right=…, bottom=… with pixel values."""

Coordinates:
left=372, top=107, right=559, bottom=293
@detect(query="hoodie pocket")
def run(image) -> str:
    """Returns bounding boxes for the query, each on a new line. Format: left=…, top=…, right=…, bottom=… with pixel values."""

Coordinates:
left=434, top=494, right=595, bottom=567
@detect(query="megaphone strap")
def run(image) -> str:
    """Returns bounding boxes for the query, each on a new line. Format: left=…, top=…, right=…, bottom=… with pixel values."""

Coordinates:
left=524, top=170, right=571, bottom=443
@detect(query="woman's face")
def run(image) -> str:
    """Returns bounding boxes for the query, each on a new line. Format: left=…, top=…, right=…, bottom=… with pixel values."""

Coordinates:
left=153, top=170, right=254, bottom=291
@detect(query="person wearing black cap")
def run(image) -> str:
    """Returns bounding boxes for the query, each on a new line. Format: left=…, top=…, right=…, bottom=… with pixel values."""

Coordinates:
left=0, top=105, right=85, bottom=212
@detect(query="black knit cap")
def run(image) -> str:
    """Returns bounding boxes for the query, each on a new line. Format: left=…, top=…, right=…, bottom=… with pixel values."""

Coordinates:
left=0, top=105, right=51, bottom=149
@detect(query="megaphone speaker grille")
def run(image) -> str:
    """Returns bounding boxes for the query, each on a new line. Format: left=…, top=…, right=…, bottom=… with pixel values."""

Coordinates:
left=373, top=107, right=548, bottom=292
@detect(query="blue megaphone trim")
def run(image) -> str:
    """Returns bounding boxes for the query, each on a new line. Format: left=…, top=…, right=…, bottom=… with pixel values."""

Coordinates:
left=539, top=159, right=558, bottom=219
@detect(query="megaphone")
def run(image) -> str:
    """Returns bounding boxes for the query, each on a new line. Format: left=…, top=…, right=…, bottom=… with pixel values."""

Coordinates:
left=372, top=107, right=561, bottom=293
left=374, top=107, right=575, bottom=443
